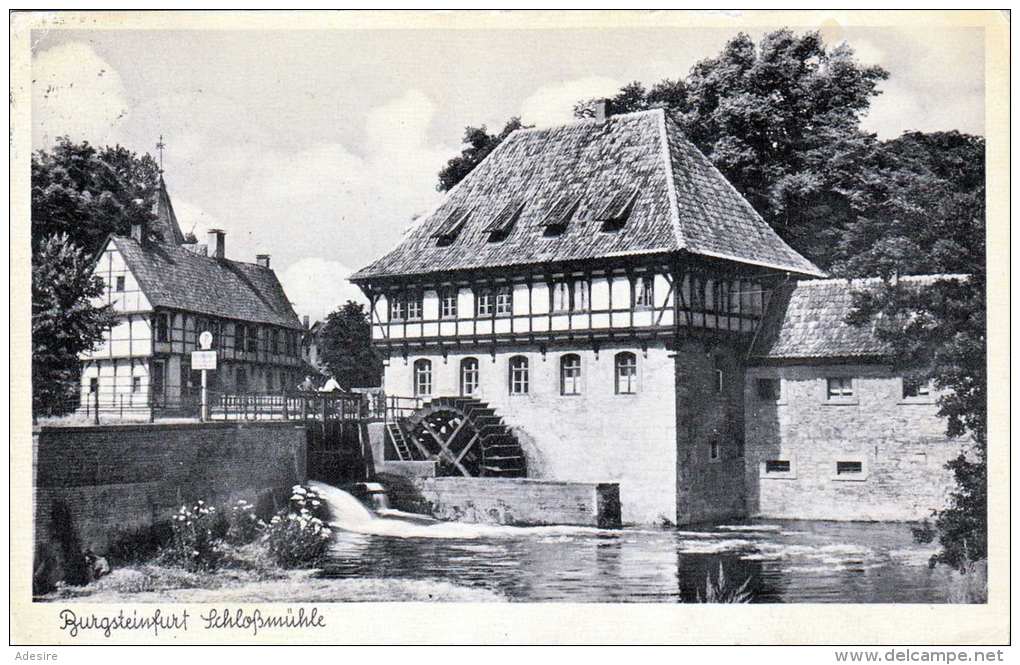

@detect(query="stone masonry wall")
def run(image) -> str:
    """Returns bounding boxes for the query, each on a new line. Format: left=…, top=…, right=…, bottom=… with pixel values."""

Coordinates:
left=384, top=341, right=678, bottom=525
left=744, top=364, right=965, bottom=521
left=674, top=340, right=747, bottom=525
left=414, top=477, right=621, bottom=527
left=34, top=422, right=307, bottom=557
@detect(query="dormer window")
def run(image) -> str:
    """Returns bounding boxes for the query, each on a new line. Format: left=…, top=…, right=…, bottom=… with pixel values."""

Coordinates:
left=482, top=201, right=524, bottom=242
left=539, top=193, right=582, bottom=234
left=430, top=207, right=471, bottom=246
left=595, top=186, right=639, bottom=230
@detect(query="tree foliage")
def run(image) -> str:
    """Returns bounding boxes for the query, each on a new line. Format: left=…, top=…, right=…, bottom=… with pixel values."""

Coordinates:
left=839, top=132, right=986, bottom=571
left=31, top=138, right=161, bottom=416
left=436, top=118, right=529, bottom=192
left=32, top=234, right=115, bottom=416
left=318, top=301, right=383, bottom=390
left=32, top=137, right=161, bottom=256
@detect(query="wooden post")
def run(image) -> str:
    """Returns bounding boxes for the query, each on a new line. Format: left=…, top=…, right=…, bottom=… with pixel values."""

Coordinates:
left=93, top=386, right=100, bottom=425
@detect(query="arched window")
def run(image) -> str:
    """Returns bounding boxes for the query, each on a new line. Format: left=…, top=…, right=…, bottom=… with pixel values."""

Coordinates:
left=509, top=356, right=529, bottom=394
left=560, top=354, right=581, bottom=395
left=615, top=352, right=638, bottom=394
left=460, top=357, right=479, bottom=396
left=413, top=359, right=432, bottom=397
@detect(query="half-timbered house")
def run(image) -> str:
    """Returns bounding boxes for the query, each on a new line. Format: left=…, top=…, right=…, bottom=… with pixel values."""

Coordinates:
left=351, top=105, right=824, bottom=524
left=79, top=178, right=304, bottom=418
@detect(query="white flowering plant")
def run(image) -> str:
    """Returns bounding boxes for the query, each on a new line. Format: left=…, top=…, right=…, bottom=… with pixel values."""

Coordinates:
left=225, top=499, right=265, bottom=544
left=264, top=485, right=334, bottom=568
left=168, top=500, right=224, bottom=571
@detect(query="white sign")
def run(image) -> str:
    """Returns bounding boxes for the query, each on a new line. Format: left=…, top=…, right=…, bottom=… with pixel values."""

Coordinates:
left=199, top=330, right=214, bottom=350
left=191, top=350, right=218, bottom=370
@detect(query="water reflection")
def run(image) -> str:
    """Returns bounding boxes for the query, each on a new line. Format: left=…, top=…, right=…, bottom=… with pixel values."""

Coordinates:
left=319, top=519, right=955, bottom=603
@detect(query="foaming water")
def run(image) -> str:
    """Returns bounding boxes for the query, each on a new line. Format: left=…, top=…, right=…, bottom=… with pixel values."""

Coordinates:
left=309, top=480, right=623, bottom=540
left=307, top=481, right=374, bottom=528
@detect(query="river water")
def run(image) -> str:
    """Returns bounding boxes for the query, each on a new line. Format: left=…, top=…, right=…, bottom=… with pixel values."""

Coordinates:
left=312, top=484, right=955, bottom=603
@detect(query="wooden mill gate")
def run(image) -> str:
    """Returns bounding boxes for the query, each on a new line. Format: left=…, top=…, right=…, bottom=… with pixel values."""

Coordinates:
left=210, top=391, right=372, bottom=485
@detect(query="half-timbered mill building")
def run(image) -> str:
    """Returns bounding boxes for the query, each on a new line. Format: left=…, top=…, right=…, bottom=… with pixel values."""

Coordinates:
left=79, top=178, right=304, bottom=418
left=744, top=275, right=969, bottom=521
left=351, top=106, right=824, bottom=525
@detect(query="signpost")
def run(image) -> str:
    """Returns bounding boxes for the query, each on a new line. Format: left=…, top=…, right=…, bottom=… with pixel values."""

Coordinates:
left=192, top=331, right=217, bottom=421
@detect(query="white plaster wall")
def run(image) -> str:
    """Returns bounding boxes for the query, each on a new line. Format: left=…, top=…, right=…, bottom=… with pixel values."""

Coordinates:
left=385, top=342, right=678, bottom=524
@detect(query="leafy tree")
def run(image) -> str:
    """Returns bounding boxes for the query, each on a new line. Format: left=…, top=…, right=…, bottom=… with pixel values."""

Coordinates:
left=32, top=137, right=161, bottom=256
left=31, top=138, right=161, bottom=416
left=576, top=31, right=888, bottom=268
left=318, top=301, right=383, bottom=390
left=32, top=234, right=115, bottom=416
left=437, top=118, right=529, bottom=192
left=839, top=132, right=986, bottom=571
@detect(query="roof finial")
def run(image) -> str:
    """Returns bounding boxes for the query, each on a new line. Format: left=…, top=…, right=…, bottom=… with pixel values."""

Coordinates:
left=156, top=134, right=166, bottom=174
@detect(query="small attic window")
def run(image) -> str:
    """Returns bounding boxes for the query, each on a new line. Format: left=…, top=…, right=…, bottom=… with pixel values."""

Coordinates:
left=482, top=201, right=524, bottom=242
left=430, top=207, right=472, bottom=246
left=539, top=194, right=582, bottom=234
left=595, top=186, right=640, bottom=230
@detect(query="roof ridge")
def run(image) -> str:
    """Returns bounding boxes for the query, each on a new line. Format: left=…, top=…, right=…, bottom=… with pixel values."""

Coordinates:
left=508, top=108, right=665, bottom=136
left=655, top=109, right=685, bottom=252
left=795, top=273, right=970, bottom=287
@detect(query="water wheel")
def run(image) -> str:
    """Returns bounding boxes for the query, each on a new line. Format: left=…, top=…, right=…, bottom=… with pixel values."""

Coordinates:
left=400, top=397, right=527, bottom=477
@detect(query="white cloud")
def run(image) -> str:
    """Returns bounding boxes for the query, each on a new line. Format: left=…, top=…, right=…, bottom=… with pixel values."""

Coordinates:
left=32, top=42, right=130, bottom=148
left=520, top=76, right=622, bottom=128
left=278, top=257, right=367, bottom=323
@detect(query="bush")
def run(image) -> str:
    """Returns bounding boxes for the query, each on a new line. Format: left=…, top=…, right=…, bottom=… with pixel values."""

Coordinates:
left=225, top=499, right=265, bottom=545
left=167, top=501, right=225, bottom=571
left=263, top=485, right=333, bottom=568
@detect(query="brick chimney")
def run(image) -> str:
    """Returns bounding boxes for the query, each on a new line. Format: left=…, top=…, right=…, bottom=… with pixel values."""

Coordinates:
left=207, top=229, right=226, bottom=259
left=594, top=99, right=610, bottom=123
left=256, top=254, right=271, bottom=268
left=130, top=222, right=143, bottom=242
left=303, top=315, right=310, bottom=329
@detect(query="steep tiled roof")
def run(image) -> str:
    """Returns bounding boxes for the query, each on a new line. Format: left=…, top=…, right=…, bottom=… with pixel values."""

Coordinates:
left=351, top=109, right=822, bottom=281
left=113, top=236, right=303, bottom=329
left=750, top=275, right=967, bottom=360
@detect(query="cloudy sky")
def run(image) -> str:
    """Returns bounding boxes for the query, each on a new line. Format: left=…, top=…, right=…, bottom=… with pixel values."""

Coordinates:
left=30, top=20, right=985, bottom=320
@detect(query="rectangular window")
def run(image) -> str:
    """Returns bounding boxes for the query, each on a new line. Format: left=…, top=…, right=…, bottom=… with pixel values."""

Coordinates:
left=440, top=288, right=458, bottom=318
left=495, top=286, right=512, bottom=316
left=509, top=357, right=529, bottom=394
left=406, top=295, right=422, bottom=321
left=764, top=460, right=791, bottom=474
left=560, top=355, right=581, bottom=396
left=902, top=377, right=931, bottom=399
left=836, top=461, right=863, bottom=475
left=757, top=378, right=781, bottom=401
left=826, top=377, right=854, bottom=399
left=478, top=286, right=513, bottom=316
left=271, top=329, right=280, bottom=354
left=389, top=295, right=406, bottom=321
left=236, top=325, right=246, bottom=352
left=132, top=376, right=141, bottom=393
left=635, top=274, right=654, bottom=308
left=247, top=327, right=258, bottom=352
left=89, top=377, right=98, bottom=394
left=413, top=360, right=432, bottom=397
left=615, top=352, right=638, bottom=395
left=476, top=290, right=494, bottom=316
left=115, top=275, right=125, bottom=292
